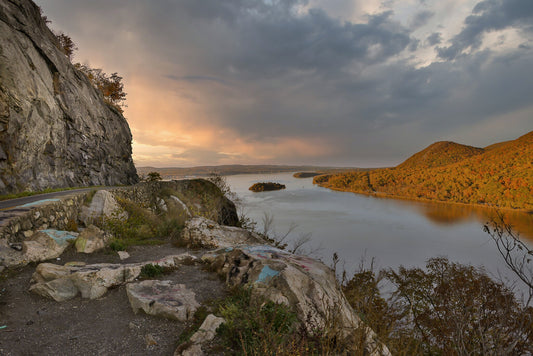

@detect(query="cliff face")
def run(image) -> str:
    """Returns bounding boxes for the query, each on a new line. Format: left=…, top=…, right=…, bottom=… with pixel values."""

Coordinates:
left=0, top=0, right=138, bottom=194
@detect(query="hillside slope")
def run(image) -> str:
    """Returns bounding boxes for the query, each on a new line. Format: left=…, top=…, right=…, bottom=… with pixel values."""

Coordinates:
left=315, top=131, right=533, bottom=210
left=397, top=141, right=485, bottom=170
left=0, top=0, right=138, bottom=194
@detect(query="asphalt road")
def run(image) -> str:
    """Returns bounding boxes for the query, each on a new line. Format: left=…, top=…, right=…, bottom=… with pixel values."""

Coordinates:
left=0, top=187, right=108, bottom=211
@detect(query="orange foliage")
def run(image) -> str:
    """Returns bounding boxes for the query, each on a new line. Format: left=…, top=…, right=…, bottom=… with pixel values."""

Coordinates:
left=315, top=131, right=533, bottom=210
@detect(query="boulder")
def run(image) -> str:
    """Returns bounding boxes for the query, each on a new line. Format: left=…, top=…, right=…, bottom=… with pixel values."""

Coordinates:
left=79, top=190, right=126, bottom=225
left=0, top=229, right=78, bottom=267
left=203, top=245, right=390, bottom=356
left=117, top=251, right=130, bottom=260
left=75, top=225, right=109, bottom=253
left=182, top=217, right=264, bottom=248
left=30, top=253, right=197, bottom=301
left=175, top=314, right=225, bottom=356
left=126, top=280, right=200, bottom=321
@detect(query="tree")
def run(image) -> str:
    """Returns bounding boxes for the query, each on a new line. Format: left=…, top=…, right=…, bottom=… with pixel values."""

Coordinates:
left=484, top=212, right=533, bottom=306
left=55, top=32, right=77, bottom=61
left=146, top=171, right=162, bottom=182
left=75, top=64, right=127, bottom=112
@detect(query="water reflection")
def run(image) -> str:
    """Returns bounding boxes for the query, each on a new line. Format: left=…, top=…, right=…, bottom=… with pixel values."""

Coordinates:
left=390, top=199, right=533, bottom=241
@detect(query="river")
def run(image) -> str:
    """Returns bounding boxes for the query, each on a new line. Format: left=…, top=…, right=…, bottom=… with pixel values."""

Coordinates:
left=224, top=172, right=533, bottom=294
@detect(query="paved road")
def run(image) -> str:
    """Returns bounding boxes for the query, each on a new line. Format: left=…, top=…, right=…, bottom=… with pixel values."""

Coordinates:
left=0, top=187, right=104, bottom=211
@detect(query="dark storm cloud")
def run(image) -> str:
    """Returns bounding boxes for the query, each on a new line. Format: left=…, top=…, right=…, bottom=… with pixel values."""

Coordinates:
left=438, top=0, right=533, bottom=60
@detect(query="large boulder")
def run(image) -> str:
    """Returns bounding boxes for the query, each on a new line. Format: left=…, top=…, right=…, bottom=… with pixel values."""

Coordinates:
left=79, top=190, right=126, bottom=225
left=0, top=229, right=78, bottom=267
left=182, top=217, right=265, bottom=248
left=74, top=224, right=109, bottom=253
left=30, top=253, right=197, bottom=301
left=126, top=280, right=200, bottom=321
left=0, top=0, right=138, bottom=194
left=203, top=246, right=390, bottom=356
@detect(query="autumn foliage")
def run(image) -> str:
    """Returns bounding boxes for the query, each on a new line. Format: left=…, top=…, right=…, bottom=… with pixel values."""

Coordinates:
left=315, top=131, right=533, bottom=210
left=50, top=26, right=126, bottom=112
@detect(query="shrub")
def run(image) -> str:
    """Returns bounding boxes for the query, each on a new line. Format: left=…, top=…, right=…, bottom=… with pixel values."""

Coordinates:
left=216, top=287, right=303, bottom=354
left=139, top=264, right=165, bottom=279
left=342, top=257, right=533, bottom=355
left=109, top=239, right=126, bottom=252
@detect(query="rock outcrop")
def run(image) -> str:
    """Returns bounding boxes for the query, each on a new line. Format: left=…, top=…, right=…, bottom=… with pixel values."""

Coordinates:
left=182, top=217, right=264, bottom=248
left=0, top=0, right=138, bottom=194
left=30, top=253, right=197, bottom=301
left=203, top=245, right=391, bottom=356
left=114, top=180, right=239, bottom=227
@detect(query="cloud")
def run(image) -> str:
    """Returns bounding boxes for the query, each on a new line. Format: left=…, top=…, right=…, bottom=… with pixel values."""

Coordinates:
left=426, top=32, right=442, bottom=45
left=437, top=0, right=533, bottom=59
left=410, top=10, right=434, bottom=29
left=37, top=0, right=533, bottom=167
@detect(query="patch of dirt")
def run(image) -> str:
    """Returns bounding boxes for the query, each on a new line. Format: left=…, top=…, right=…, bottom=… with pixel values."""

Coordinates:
left=0, top=244, right=228, bottom=356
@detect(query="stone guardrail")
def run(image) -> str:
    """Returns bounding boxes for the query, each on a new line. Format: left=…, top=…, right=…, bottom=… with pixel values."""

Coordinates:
left=0, top=193, right=89, bottom=243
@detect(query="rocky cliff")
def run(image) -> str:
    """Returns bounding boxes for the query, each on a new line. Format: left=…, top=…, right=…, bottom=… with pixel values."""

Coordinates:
left=0, top=0, right=138, bottom=194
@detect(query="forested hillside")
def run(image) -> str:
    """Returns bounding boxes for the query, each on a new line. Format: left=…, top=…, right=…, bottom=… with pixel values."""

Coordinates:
left=315, top=131, right=533, bottom=210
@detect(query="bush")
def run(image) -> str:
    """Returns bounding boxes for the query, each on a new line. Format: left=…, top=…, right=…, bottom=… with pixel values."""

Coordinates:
left=109, top=239, right=126, bottom=252
left=342, top=257, right=533, bottom=355
left=216, top=287, right=304, bottom=354
left=139, top=264, right=165, bottom=279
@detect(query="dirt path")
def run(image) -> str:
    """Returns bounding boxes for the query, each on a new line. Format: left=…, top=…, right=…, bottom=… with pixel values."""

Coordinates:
left=0, top=244, right=227, bottom=356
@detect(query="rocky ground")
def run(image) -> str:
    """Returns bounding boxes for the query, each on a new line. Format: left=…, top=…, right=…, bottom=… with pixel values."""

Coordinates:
left=0, top=182, right=390, bottom=356
left=0, top=244, right=227, bottom=356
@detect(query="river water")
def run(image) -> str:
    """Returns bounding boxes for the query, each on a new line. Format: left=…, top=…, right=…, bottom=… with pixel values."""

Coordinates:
left=224, top=172, right=533, bottom=292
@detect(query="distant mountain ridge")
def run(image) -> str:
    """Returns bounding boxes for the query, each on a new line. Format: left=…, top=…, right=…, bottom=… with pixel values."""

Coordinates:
left=315, top=131, right=533, bottom=210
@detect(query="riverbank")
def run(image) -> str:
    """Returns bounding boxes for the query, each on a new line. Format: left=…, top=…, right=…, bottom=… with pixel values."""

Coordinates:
left=316, top=181, right=533, bottom=215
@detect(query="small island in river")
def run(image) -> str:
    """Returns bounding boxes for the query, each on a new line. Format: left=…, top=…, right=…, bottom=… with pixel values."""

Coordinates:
left=293, top=172, right=322, bottom=178
left=249, top=182, right=286, bottom=192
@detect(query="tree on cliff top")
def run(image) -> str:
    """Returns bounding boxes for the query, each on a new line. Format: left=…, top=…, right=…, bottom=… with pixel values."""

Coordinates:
left=42, top=11, right=127, bottom=113
left=55, top=32, right=77, bottom=61
left=74, top=64, right=127, bottom=111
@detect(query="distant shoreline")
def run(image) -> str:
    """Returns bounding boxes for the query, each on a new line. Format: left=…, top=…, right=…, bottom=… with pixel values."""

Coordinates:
left=136, top=165, right=367, bottom=179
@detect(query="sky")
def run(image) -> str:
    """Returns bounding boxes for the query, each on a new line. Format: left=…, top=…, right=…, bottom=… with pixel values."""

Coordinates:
left=36, top=0, right=533, bottom=168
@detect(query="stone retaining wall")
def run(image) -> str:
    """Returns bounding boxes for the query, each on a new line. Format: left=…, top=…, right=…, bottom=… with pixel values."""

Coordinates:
left=0, top=193, right=88, bottom=243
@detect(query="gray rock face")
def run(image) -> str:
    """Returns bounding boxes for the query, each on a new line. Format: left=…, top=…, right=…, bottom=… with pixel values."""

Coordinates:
left=0, top=0, right=138, bottom=194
